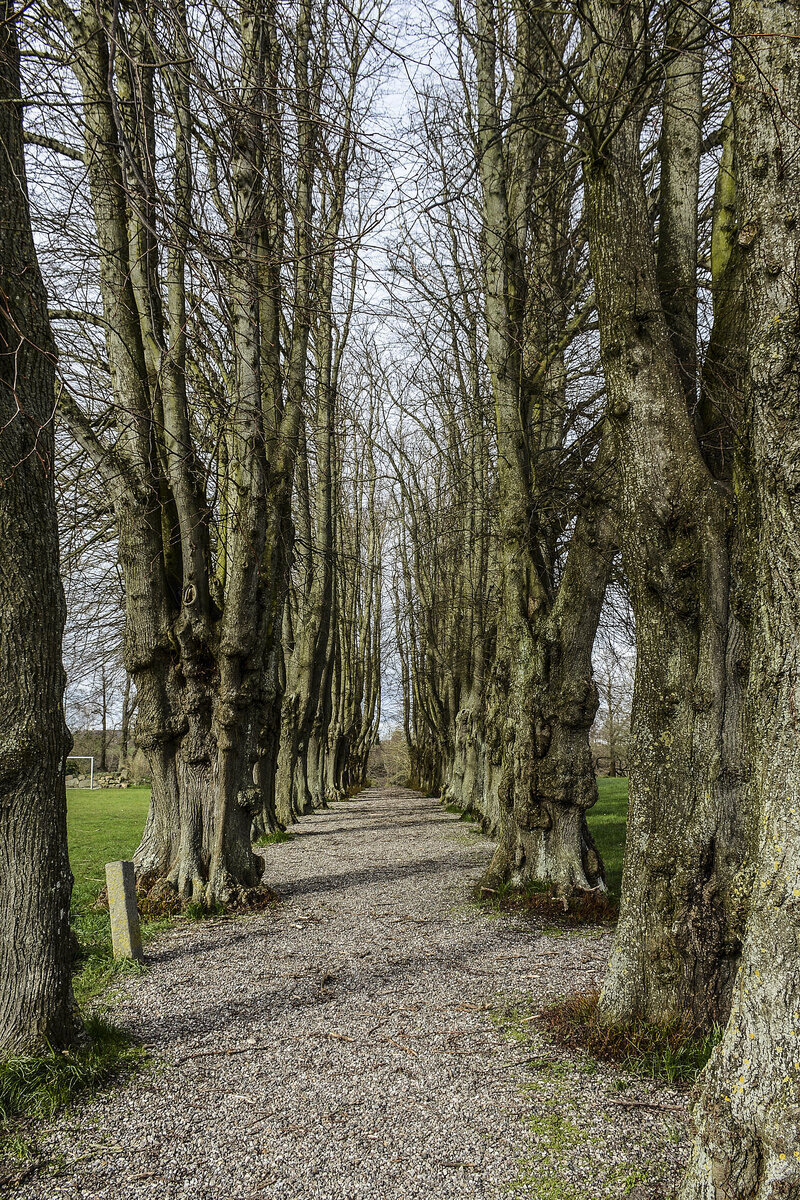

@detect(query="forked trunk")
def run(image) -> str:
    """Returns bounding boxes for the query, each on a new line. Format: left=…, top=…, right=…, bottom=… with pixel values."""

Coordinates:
left=581, top=0, right=747, bottom=1027
left=482, top=500, right=614, bottom=895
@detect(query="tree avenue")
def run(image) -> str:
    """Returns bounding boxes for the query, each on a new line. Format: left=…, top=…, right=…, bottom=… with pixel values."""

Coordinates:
left=2, top=0, right=800, bottom=1192
left=28, top=0, right=384, bottom=906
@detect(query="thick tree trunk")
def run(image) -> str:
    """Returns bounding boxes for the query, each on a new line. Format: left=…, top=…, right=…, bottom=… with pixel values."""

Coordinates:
left=120, top=673, right=136, bottom=765
left=482, top=492, right=614, bottom=894
left=0, top=0, right=80, bottom=1053
left=209, top=657, right=262, bottom=900
left=680, top=2, right=800, bottom=1192
left=60, top=5, right=224, bottom=903
left=581, top=0, right=746, bottom=1027
left=447, top=687, right=487, bottom=821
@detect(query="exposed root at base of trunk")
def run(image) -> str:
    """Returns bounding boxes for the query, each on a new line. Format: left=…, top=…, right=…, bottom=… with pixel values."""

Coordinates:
left=130, top=878, right=280, bottom=918
left=474, top=879, right=617, bottom=924
left=540, top=990, right=722, bottom=1086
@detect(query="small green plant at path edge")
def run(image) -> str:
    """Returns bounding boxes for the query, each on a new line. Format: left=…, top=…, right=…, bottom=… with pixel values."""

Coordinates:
left=254, top=827, right=293, bottom=846
left=185, top=898, right=226, bottom=921
left=542, top=990, right=723, bottom=1085
left=0, top=1015, right=144, bottom=1125
left=1, top=1130, right=34, bottom=1161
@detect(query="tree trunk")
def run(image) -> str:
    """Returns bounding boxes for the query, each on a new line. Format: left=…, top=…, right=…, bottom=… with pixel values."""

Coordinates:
left=275, top=690, right=301, bottom=827
left=679, top=1, right=800, bottom=1192
left=120, top=673, right=136, bottom=765
left=581, top=0, right=746, bottom=1028
left=99, top=666, right=108, bottom=772
left=204, top=0, right=272, bottom=903
left=468, top=0, right=610, bottom=894
left=0, top=0, right=80, bottom=1053
left=482, top=482, right=615, bottom=894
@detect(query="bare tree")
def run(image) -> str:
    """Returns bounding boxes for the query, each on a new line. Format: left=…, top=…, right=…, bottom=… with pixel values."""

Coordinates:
left=0, top=0, right=79, bottom=1052
left=680, top=0, right=800, bottom=1190
left=578, top=0, right=748, bottom=1027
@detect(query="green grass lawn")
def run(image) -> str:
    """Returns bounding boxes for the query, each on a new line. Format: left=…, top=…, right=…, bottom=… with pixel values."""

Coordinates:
left=67, top=787, right=151, bottom=912
left=588, top=777, right=628, bottom=903
left=67, top=787, right=154, bottom=1005
left=0, top=789, right=155, bottom=1128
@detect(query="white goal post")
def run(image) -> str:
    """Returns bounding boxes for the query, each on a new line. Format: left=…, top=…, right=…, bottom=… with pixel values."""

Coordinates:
left=66, top=756, right=94, bottom=790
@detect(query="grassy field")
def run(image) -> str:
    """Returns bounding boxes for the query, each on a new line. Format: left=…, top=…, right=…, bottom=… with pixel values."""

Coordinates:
left=67, top=787, right=153, bottom=1005
left=589, top=777, right=629, bottom=902
left=0, top=790, right=154, bottom=1129
left=67, top=787, right=151, bottom=911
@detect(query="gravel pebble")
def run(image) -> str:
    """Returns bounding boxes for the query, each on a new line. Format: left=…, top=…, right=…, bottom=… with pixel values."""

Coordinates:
left=10, top=786, right=691, bottom=1199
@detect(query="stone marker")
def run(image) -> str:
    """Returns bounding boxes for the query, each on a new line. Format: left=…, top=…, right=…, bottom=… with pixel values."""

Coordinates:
left=105, top=860, right=144, bottom=960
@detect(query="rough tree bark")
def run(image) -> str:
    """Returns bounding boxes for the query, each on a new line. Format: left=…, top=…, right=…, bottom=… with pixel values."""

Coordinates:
left=582, top=0, right=746, bottom=1027
left=472, top=0, right=610, bottom=894
left=482, top=464, right=616, bottom=894
left=0, top=0, right=80, bottom=1053
left=680, top=0, right=800, bottom=1193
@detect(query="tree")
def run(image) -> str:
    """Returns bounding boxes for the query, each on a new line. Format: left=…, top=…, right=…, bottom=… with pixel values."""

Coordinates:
left=580, top=0, right=748, bottom=1028
left=393, top=0, right=617, bottom=894
left=680, top=0, right=800, bottom=1191
left=0, top=0, right=79, bottom=1052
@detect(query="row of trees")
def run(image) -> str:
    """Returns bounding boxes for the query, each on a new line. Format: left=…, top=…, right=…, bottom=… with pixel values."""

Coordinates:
left=31, top=0, right=384, bottom=905
left=1, top=0, right=384, bottom=1051
left=387, top=0, right=800, bottom=1193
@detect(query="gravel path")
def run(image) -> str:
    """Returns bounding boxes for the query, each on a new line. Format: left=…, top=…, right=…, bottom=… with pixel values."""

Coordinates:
left=9, top=786, right=691, bottom=1200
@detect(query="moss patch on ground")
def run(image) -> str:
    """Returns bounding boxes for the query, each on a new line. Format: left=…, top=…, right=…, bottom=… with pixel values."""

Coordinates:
left=492, top=995, right=687, bottom=1198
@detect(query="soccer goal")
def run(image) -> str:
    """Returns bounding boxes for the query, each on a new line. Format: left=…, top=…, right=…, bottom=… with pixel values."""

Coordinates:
left=66, top=756, right=94, bottom=790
